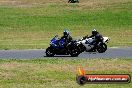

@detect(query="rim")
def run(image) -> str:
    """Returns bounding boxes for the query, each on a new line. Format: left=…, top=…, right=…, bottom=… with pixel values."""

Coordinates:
left=71, top=49, right=78, bottom=55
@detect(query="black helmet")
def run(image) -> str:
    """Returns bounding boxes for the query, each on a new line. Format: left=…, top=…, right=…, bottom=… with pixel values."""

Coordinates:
left=92, top=29, right=98, bottom=35
left=63, top=30, right=69, bottom=37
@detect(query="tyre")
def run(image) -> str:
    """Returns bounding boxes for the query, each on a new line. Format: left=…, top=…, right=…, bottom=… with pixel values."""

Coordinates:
left=97, top=43, right=107, bottom=53
left=76, top=76, right=87, bottom=85
left=46, top=47, right=55, bottom=57
left=70, top=47, right=80, bottom=57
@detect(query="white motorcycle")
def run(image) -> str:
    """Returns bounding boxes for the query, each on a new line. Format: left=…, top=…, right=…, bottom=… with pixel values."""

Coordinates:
left=76, top=36, right=110, bottom=53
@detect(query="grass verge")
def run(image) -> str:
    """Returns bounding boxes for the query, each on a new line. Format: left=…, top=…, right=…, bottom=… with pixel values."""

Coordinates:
left=0, top=58, right=132, bottom=88
left=0, top=0, right=131, bottom=49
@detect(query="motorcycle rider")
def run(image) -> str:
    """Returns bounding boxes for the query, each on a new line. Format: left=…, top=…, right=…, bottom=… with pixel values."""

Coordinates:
left=61, top=30, right=73, bottom=46
left=84, top=29, right=103, bottom=48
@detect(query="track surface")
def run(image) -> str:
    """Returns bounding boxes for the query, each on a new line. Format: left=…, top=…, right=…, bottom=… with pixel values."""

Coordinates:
left=0, top=47, right=132, bottom=59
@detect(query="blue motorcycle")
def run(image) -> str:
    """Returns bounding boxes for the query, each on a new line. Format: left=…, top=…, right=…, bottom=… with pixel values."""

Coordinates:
left=46, top=35, right=80, bottom=57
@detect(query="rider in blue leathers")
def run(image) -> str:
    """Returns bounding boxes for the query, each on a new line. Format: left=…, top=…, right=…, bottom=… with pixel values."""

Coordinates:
left=61, top=30, right=73, bottom=46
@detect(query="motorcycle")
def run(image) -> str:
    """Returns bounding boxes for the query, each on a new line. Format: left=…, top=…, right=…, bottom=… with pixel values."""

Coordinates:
left=46, top=35, right=80, bottom=57
left=76, top=36, right=110, bottom=53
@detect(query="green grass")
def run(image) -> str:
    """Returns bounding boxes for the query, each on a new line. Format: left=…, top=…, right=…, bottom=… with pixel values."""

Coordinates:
left=0, top=1, right=132, bottom=49
left=0, top=58, right=132, bottom=88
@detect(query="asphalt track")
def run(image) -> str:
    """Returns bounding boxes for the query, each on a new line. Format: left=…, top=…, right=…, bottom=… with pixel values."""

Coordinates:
left=0, top=47, right=132, bottom=59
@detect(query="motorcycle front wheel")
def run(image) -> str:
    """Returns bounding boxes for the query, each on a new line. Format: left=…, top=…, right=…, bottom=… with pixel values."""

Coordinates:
left=46, top=47, right=55, bottom=57
left=97, top=43, right=107, bottom=53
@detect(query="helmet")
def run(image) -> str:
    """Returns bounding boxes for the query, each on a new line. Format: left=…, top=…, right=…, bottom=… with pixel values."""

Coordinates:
left=92, top=29, right=98, bottom=35
left=63, top=30, right=69, bottom=37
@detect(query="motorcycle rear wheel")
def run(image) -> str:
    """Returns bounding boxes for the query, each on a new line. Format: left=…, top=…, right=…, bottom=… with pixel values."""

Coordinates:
left=70, top=48, right=80, bottom=57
